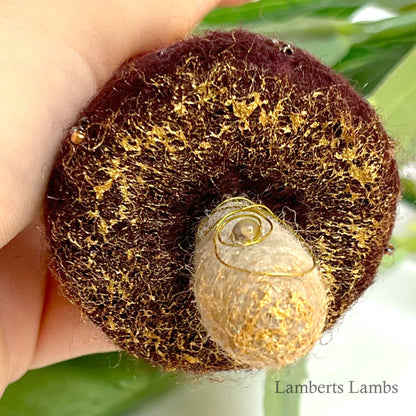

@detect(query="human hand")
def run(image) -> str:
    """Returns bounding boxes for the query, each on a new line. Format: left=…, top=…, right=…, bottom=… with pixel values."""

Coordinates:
left=0, top=0, right=249, bottom=397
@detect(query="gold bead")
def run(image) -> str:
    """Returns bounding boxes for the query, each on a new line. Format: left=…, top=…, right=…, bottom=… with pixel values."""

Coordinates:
left=70, top=128, right=86, bottom=145
left=231, top=217, right=261, bottom=244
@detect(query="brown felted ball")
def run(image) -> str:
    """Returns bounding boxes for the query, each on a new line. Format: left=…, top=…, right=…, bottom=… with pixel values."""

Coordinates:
left=45, top=30, right=400, bottom=373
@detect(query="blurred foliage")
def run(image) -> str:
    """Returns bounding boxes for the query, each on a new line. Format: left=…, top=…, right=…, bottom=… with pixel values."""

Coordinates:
left=201, top=0, right=416, bottom=26
left=264, top=358, right=307, bottom=416
left=369, top=44, right=416, bottom=163
left=0, top=353, right=178, bottom=416
left=2, top=1, right=416, bottom=416
left=388, top=234, right=416, bottom=264
left=333, top=12, right=416, bottom=94
left=401, top=177, right=416, bottom=204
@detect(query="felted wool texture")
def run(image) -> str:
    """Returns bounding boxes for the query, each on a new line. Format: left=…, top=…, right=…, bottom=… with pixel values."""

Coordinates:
left=193, top=198, right=327, bottom=369
left=45, top=30, right=400, bottom=373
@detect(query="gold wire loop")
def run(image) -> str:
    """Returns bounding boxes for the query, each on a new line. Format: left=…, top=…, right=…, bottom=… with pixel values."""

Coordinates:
left=200, top=197, right=316, bottom=277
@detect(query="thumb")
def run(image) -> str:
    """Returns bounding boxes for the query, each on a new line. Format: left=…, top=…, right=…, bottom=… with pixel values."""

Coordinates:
left=0, top=0, right=249, bottom=248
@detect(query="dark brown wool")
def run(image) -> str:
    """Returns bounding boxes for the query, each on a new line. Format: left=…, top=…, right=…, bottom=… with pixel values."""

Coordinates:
left=45, top=30, right=400, bottom=373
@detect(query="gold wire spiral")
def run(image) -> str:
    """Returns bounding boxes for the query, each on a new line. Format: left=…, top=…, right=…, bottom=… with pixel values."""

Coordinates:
left=200, top=197, right=316, bottom=277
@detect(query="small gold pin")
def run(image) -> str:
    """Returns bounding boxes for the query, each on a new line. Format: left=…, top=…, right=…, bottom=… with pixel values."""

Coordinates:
left=70, top=127, right=86, bottom=145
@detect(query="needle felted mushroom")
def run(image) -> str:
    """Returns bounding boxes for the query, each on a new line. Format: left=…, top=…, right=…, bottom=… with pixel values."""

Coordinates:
left=45, top=30, right=400, bottom=373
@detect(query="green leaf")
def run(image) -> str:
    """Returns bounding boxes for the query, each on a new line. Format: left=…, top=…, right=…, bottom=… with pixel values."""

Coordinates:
left=201, top=0, right=416, bottom=28
left=333, top=11, right=416, bottom=94
left=264, top=358, right=307, bottom=416
left=311, top=6, right=361, bottom=19
left=368, top=44, right=416, bottom=162
left=401, top=177, right=416, bottom=204
left=0, top=353, right=177, bottom=416
left=401, top=3, right=416, bottom=13
left=201, top=0, right=367, bottom=27
left=378, top=0, right=416, bottom=10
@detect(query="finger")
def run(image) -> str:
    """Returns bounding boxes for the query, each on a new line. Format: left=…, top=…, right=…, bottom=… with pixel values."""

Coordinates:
left=0, top=0, right=253, bottom=394
left=0, top=222, right=118, bottom=397
left=30, top=274, right=118, bottom=370
left=0, top=0, right=248, bottom=248
left=0, top=221, right=46, bottom=396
